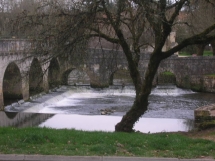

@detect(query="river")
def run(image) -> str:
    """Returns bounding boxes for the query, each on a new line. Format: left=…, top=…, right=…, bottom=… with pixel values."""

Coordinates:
left=3, top=85, right=215, bottom=133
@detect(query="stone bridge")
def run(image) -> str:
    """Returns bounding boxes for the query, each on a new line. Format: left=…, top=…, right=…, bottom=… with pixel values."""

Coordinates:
left=86, top=49, right=215, bottom=93
left=0, top=39, right=215, bottom=110
left=0, top=39, right=127, bottom=110
left=0, top=39, right=80, bottom=110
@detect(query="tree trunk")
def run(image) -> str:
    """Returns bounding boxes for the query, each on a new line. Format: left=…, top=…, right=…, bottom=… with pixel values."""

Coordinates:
left=210, top=40, right=215, bottom=56
left=115, top=96, right=148, bottom=132
left=196, top=44, right=206, bottom=56
left=115, top=52, right=162, bottom=132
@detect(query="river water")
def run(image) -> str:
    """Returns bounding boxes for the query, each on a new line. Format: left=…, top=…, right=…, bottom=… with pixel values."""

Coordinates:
left=4, top=85, right=215, bottom=133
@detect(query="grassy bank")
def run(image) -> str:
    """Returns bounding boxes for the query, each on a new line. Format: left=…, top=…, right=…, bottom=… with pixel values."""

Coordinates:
left=179, top=51, right=213, bottom=57
left=206, top=74, right=215, bottom=78
left=0, top=127, right=215, bottom=159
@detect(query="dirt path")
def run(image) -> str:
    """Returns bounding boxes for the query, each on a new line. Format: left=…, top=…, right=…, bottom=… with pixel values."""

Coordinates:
left=181, top=127, right=215, bottom=142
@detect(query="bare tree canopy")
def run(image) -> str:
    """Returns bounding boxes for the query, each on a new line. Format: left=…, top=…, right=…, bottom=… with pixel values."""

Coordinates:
left=175, top=0, right=215, bottom=55
left=9, top=0, right=215, bottom=132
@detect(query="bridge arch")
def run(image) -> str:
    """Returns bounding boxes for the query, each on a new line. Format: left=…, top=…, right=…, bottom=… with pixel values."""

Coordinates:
left=29, top=58, right=44, bottom=96
left=48, top=58, right=61, bottom=88
left=3, top=62, right=23, bottom=106
left=110, top=69, right=132, bottom=86
left=67, top=69, right=90, bottom=85
left=61, top=68, right=74, bottom=85
left=157, top=69, right=177, bottom=85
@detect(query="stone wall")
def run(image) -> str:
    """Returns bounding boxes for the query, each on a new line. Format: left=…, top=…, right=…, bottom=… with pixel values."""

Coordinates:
left=158, top=56, right=215, bottom=93
left=203, top=76, right=215, bottom=92
left=0, top=39, right=33, bottom=52
left=195, top=104, right=215, bottom=129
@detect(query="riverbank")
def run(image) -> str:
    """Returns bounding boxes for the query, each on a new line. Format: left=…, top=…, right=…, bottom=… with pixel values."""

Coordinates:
left=0, top=127, right=214, bottom=159
left=179, top=127, right=215, bottom=142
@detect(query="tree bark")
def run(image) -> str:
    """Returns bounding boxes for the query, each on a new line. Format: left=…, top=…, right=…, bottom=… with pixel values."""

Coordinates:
left=196, top=44, right=206, bottom=56
left=210, top=40, right=215, bottom=56
left=115, top=97, right=148, bottom=132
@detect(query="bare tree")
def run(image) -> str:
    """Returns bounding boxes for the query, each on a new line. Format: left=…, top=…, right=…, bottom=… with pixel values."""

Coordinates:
left=0, top=0, right=18, bottom=37
left=0, top=0, right=46, bottom=38
left=13, top=0, right=215, bottom=132
left=176, top=0, right=215, bottom=55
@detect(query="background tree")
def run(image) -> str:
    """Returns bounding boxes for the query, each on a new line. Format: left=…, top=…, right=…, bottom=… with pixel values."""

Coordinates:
left=0, top=0, right=18, bottom=37
left=11, top=0, right=90, bottom=65
left=13, top=0, right=215, bottom=132
left=0, top=0, right=44, bottom=38
left=176, top=0, right=215, bottom=56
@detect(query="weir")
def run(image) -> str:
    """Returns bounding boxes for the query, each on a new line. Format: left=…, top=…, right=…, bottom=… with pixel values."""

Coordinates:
left=4, top=84, right=215, bottom=118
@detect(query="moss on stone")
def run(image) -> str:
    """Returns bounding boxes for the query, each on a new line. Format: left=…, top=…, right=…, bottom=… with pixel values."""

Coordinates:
left=198, top=120, right=215, bottom=130
left=191, top=85, right=202, bottom=92
left=205, top=74, right=215, bottom=78
left=158, top=71, right=176, bottom=84
left=162, top=71, right=174, bottom=76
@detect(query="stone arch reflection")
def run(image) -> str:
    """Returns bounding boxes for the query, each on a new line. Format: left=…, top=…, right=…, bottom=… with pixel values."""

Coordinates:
left=5, top=112, right=18, bottom=119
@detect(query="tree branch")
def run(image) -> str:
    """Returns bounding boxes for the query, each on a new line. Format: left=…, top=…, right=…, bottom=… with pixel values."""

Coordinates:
left=162, top=23, right=215, bottom=59
left=168, top=0, right=188, bottom=25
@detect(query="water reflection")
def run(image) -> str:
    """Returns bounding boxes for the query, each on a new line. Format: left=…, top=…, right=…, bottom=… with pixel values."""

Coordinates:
left=38, top=114, right=194, bottom=133
left=0, top=112, right=193, bottom=133
left=5, top=112, right=18, bottom=119
left=0, top=112, right=53, bottom=128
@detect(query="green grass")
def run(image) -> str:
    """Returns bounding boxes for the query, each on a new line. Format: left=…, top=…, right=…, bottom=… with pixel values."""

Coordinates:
left=205, top=74, right=215, bottom=78
left=179, top=52, right=191, bottom=57
left=203, top=51, right=213, bottom=56
left=0, top=127, right=215, bottom=159
left=161, top=71, right=174, bottom=76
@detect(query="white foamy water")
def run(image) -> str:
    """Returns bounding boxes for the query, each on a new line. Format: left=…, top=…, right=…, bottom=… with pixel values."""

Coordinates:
left=5, top=85, right=215, bottom=121
left=151, top=85, right=195, bottom=96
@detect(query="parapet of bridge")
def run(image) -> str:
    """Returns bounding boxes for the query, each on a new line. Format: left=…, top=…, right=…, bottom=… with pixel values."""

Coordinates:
left=0, top=39, right=33, bottom=52
left=194, top=104, right=215, bottom=129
